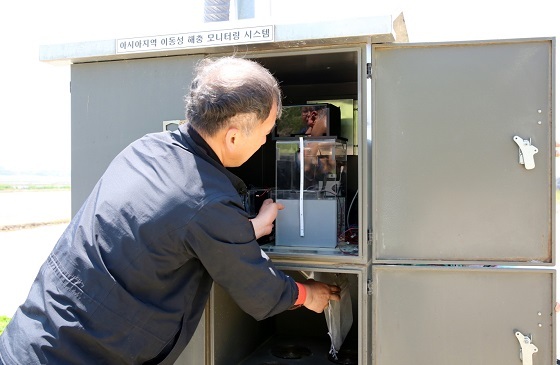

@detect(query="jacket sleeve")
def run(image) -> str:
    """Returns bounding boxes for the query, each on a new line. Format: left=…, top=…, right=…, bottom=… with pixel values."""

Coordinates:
left=183, top=197, right=298, bottom=320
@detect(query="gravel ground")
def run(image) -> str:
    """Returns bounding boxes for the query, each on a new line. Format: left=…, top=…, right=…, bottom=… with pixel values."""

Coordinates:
left=0, top=190, right=70, bottom=316
left=0, top=190, right=70, bottom=229
left=0, top=224, right=68, bottom=316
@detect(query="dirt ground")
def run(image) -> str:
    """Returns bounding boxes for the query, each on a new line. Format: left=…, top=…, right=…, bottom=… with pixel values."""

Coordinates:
left=0, top=190, right=70, bottom=316
left=0, top=190, right=70, bottom=229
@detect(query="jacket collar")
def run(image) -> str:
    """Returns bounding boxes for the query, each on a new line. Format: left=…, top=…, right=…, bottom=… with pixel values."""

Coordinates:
left=178, top=124, right=248, bottom=196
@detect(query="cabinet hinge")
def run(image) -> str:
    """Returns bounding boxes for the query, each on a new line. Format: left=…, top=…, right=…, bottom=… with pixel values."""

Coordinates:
left=367, top=280, right=374, bottom=295
left=366, top=62, right=372, bottom=79
left=367, top=230, right=373, bottom=246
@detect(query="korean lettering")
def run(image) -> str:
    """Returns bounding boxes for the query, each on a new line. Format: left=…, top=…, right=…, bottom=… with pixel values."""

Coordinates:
left=160, top=36, right=183, bottom=47
left=244, top=29, right=268, bottom=40
left=187, top=34, right=204, bottom=44
left=262, top=28, right=270, bottom=39
left=207, top=33, right=224, bottom=42
left=118, top=26, right=272, bottom=53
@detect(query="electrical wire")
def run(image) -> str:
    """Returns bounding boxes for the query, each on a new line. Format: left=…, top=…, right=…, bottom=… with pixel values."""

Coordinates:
left=346, top=189, right=358, bottom=230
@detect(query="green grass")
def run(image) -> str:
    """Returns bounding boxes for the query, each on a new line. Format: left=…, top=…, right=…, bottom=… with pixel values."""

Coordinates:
left=0, top=316, right=10, bottom=335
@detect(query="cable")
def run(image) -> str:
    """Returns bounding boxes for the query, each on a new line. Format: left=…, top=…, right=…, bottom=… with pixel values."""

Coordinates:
left=346, top=189, right=358, bottom=230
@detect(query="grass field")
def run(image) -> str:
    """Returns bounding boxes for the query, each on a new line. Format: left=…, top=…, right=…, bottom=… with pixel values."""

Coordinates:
left=0, top=315, right=10, bottom=335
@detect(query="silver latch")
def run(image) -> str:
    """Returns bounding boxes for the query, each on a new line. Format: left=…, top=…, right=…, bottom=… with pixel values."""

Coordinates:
left=366, top=280, right=374, bottom=295
left=514, top=331, right=538, bottom=365
left=513, top=136, right=538, bottom=170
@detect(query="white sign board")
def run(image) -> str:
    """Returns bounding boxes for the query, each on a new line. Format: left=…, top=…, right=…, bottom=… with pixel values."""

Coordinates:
left=116, top=25, right=274, bottom=54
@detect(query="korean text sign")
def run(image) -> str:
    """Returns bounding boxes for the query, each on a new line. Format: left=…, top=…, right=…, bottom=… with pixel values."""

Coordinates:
left=116, top=26, right=274, bottom=54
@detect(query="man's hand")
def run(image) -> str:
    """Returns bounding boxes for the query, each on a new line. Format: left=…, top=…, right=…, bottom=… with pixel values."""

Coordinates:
left=301, top=279, right=341, bottom=313
left=249, top=199, right=284, bottom=239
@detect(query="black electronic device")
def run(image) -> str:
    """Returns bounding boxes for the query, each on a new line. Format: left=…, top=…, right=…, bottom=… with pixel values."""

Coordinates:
left=274, top=103, right=341, bottom=139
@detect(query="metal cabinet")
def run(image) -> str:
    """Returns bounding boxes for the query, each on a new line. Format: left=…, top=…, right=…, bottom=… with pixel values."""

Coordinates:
left=368, top=39, right=555, bottom=364
left=373, top=266, right=555, bottom=364
left=372, top=40, right=554, bottom=264
left=69, top=55, right=202, bottom=212
left=42, top=16, right=555, bottom=365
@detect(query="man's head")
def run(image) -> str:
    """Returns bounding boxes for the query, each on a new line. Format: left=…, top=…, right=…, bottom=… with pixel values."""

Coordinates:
left=301, top=105, right=327, bottom=136
left=185, top=56, right=282, bottom=137
left=301, top=106, right=318, bottom=127
left=184, top=57, right=282, bottom=167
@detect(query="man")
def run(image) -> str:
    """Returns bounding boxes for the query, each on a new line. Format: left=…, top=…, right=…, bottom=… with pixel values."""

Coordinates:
left=300, top=105, right=328, bottom=136
left=0, top=57, right=340, bottom=364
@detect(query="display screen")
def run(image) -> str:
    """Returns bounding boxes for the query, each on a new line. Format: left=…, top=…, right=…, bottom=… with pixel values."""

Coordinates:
left=274, top=103, right=340, bottom=139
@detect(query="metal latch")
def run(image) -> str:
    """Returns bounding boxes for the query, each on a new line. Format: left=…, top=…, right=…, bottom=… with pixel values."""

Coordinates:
left=514, top=331, right=538, bottom=365
left=513, top=136, right=538, bottom=170
left=367, top=280, right=374, bottom=295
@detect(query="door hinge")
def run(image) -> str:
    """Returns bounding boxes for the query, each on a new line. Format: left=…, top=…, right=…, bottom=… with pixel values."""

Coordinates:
left=367, top=230, right=373, bottom=246
left=366, top=62, right=372, bottom=79
left=367, top=279, right=374, bottom=295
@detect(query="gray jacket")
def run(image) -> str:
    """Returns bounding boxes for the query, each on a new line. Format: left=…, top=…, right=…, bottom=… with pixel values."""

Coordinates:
left=0, top=125, right=297, bottom=364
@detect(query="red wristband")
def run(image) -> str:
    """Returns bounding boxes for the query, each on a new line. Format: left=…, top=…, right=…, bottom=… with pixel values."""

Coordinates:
left=294, top=282, right=307, bottom=306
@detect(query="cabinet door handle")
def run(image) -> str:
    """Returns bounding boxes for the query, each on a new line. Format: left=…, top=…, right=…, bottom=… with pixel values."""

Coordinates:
left=513, top=136, right=538, bottom=170
left=515, top=331, right=538, bottom=365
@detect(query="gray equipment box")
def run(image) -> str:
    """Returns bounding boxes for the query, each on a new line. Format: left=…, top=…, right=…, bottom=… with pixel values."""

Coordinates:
left=41, top=13, right=555, bottom=365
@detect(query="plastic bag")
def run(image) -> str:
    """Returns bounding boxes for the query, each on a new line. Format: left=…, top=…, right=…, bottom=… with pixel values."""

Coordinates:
left=302, top=271, right=353, bottom=359
left=324, top=274, right=352, bottom=359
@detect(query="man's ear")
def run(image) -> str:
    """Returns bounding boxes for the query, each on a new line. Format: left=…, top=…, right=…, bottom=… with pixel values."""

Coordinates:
left=225, top=127, right=239, bottom=151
